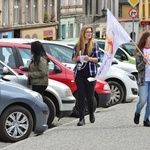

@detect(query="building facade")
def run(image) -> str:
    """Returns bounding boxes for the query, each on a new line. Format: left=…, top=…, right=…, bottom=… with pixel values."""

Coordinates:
left=138, top=0, right=150, bottom=36
left=0, top=0, right=58, bottom=40
left=59, top=0, right=84, bottom=39
left=119, top=0, right=139, bottom=42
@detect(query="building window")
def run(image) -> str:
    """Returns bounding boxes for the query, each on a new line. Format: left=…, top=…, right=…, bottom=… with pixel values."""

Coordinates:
left=50, top=0, right=55, bottom=19
left=2, top=0, right=9, bottom=26
left=76, top=23, right=80, bottom=37
left=44, top=0, right=48, bottom=13
left=76, top=0, right=81, bottom=5
left=61, top=0, right=66, bottom=6
left=149, top=1, right=150, bottom=17
left=143, top=3, right=145, bottom=19
left=14, top=0, right=20, bottom=24
left=90, top=0, right=92, bottom=15
left=69, top=24, right=73, bottom=38
left=33, top=0, right=38, bottom=23
left=85, top=0, right=88, bottom=15
left=68, top=0, right=73, bottom=6
left=96, top=0, right=98, bottom=14
left=26, top=0, right=30, bottom=23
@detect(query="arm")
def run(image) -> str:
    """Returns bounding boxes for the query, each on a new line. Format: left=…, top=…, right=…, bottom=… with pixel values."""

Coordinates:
left=135, top=52, right=146, bottom=71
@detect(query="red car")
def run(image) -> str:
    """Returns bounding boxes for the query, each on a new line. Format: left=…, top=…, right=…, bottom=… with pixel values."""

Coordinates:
left=0, top=42, right=111, bottom=116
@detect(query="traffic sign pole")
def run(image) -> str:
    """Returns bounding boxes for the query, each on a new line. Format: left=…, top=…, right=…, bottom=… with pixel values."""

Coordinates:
left=128, top=0, right=139, bottom=41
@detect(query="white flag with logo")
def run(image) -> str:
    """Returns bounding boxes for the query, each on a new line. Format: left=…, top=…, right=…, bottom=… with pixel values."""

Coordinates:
left=95, top=9, right=131, bottom=79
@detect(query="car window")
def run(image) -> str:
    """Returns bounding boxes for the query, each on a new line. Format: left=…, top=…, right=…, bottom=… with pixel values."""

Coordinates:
left=45, top=44, right=74, bottom=64
left=18, top=48, right=32, bottom=67
left=121, top=44, right=135, bottom=56
left=0, top=46, right=16, bottom=68
left=0, top=62, right=14, bottom=76
left=0, top=63, right=4, bottom=75
left=115, top=48, right=128, bottom=61
left=95, top=41, right=105, bottom=49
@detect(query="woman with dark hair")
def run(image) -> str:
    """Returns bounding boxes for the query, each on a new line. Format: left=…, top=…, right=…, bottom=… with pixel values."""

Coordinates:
left=134, top=31, right=150, bottom=127
left=72, top=25, right=101, bottom=126
left=20, top=41, right=49, bottom=96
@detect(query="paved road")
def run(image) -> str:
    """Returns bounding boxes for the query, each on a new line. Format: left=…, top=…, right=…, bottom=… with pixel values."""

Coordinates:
left=1, top=100, right=150, bottom=150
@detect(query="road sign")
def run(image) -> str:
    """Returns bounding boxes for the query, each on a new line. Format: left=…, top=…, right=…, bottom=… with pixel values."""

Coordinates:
left=128, top=8, right=138, bottom=18
left=128, top=0, right=140, bottom=7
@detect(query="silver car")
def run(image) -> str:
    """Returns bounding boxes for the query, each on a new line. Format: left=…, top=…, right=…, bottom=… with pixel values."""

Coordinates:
left=0, top=60, right=76, bottom=127
left=0, top=79, right=49, bottom=142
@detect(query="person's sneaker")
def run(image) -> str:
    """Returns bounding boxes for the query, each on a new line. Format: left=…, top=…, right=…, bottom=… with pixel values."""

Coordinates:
left=134, top=113, right=140, bottom=124
left=143, top=119, right=150, bottom=127
left=77, top=119, right=85, bottom=126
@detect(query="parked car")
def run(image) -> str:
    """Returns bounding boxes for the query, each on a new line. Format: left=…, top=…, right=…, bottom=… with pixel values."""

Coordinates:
left=53, top=38, right=136, bottom=64
left=0, top=42, right=111, bottom=117
left=0, top=60, right=76, bottom=126
left=0, top=79, right=49, bottom=142
left=46, top=39, right=139, bottom=105
left=30, top=39, right=138, bottom=105
left=98, top=48, right=138, bottom=80
left=0, top=39, right=138, bottom=106
left=94, top=39, right=136, bottom=64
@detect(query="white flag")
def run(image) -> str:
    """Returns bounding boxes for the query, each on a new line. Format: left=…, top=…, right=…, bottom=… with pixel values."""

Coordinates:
left=95, top=9, right=131, bottom=79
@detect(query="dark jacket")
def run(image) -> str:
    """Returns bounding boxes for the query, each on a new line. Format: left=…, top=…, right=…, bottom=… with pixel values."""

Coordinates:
left=23, top=56, right=49, bottom=86
left=135, top=52, right=146, bottom=86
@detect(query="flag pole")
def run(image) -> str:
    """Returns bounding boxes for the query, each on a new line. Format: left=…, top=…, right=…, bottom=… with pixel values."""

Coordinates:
left=130, top=39, right=150, bottom=65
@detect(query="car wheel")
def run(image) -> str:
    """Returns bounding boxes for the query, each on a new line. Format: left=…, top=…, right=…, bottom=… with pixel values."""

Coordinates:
left=43, top=96, right=56, bottom=127
left=0, top=105, right=33, bottom=142
left=107, top=81, right=124, bottom=107
left=72, top=92, right=97, bottom=118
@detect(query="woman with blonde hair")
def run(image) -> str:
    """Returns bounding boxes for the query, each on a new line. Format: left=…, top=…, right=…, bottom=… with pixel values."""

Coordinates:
left=72, top=25, right=101, bottom=126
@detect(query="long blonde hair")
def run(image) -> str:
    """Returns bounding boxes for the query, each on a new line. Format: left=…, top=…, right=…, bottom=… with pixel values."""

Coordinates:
left=75, top=25, right=94, bottom=57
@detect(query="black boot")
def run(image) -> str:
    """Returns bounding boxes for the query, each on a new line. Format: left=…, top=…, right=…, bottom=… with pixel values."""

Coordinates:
left=77, top=118, right=85, bottom=126
left=134, top=113, right=140, bottom=124
left=143, top=119, right=150, bottom=127
left=89, top=114, right=95, bottom=123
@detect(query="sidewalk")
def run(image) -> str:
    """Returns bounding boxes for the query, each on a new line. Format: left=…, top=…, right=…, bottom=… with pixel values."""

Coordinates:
left=1, top=101, right=150, bottom=150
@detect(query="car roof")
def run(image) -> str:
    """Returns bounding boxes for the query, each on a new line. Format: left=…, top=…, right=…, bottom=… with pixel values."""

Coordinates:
left=0, top=38, right=73, bottom=48
left=0, top=42, right=31, bottom=48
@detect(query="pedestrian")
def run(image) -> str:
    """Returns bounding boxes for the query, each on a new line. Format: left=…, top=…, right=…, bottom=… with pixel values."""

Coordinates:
left=19, top=41, right=49, bottom=96
left=134, top=31, right=150, bottom=127
left=72, top=25, right=101, bottom=126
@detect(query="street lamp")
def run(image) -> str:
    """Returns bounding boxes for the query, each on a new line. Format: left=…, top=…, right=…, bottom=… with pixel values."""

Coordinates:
left=94, top=8, right=107, bottom=22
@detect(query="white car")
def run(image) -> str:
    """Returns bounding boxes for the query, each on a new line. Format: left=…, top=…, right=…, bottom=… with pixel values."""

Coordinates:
left=0, top=38, right=138, bottom=106
left=0, top=60, right=76, bottom=127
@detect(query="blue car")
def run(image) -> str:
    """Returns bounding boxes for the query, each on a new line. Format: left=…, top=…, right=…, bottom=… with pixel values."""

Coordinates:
left=0, top=80, right=49, bottom=142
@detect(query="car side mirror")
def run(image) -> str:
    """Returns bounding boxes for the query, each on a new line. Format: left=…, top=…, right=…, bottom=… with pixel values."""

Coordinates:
left=120, top=55, right=127, bottom=60
left=54, top=65, right=62, bottom=73
left=3, top=67, right=9, bottom=74
left=112, top=60, right=118, bottom=65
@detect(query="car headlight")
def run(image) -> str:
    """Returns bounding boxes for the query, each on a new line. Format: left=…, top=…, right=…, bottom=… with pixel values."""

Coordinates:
left=64, top=88, right=72, bottom=96
left=103, top=83, right=110, bottom=90
left=126, top=72, right=136, bottom=81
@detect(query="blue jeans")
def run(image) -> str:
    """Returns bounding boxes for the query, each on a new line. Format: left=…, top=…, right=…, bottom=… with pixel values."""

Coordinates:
left=135, top=81, right=150, bottom=120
